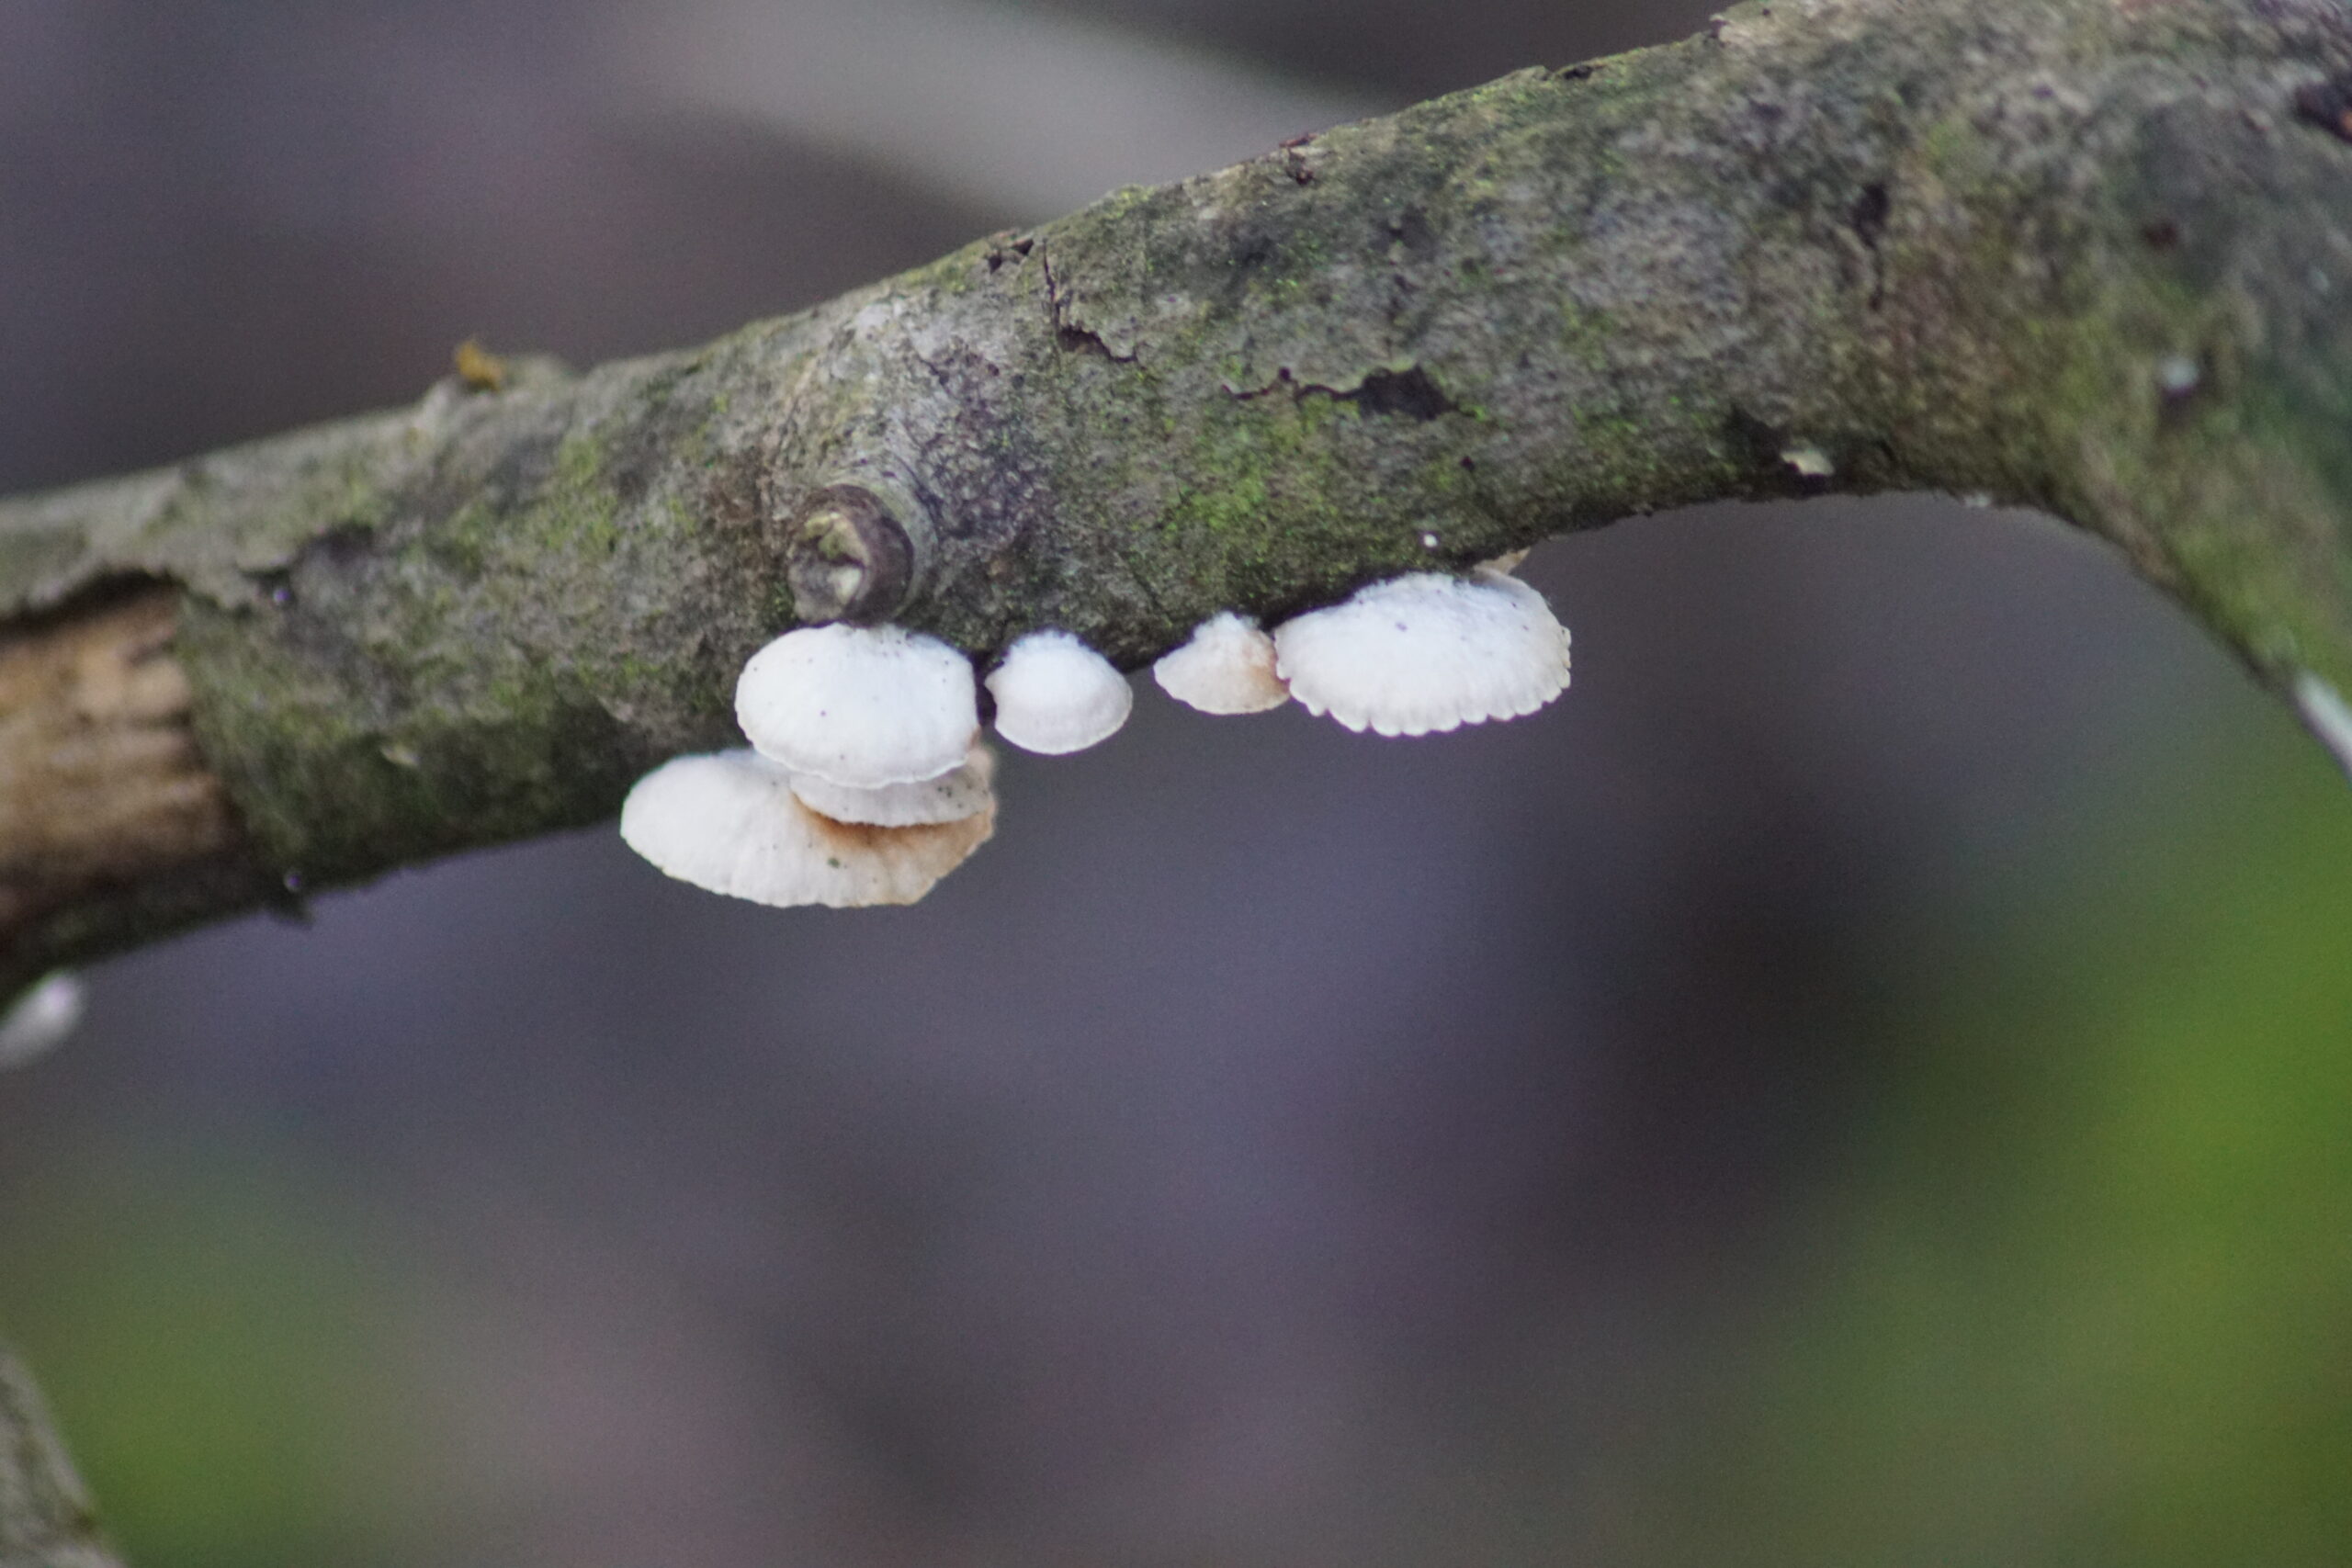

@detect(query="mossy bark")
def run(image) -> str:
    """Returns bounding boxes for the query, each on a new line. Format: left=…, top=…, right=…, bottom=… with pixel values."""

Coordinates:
left=2, top=0, right=2350, bottom=999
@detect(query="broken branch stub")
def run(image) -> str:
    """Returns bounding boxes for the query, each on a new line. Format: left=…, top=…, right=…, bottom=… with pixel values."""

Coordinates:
left=783, top=482, right=927, bottom=625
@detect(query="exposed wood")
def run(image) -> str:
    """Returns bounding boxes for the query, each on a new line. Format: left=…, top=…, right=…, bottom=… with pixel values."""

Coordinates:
left=0, top=590, right=251, bottom=984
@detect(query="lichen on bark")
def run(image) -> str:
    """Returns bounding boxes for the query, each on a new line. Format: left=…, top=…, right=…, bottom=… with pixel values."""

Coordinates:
left=1, top=0, right=2349, bottom=998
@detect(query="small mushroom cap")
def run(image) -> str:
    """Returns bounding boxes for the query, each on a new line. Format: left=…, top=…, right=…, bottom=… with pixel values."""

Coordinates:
left=1152, top=612, right=1289, bottom=715
left=621, top=749, right=993, bottom=908
left=1272, top=570, right=1571, bottom=737
left=736, top=624, right=978, bottom=788
left=788, top=741, right=998, bottom=827
left=0, top=972, right=86, bottom=1071
left=986, top=630, right=1133, bottom=754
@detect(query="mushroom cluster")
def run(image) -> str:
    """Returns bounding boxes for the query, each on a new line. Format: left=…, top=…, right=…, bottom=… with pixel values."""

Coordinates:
left=621, top=618, right=1135, bottom=908
left=619, top=545, right=1568, bottom=909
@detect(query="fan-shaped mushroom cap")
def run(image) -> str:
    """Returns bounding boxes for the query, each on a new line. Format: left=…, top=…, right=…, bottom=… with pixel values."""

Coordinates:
left=621, top=749, right=993, bottom=908
left=986, top=630, right=1133, bottom=754
left=1152, top=612, right=1289, bottom=715
left=736, top=624, right=978, bottom=788
left=788, top=741, right=997, bottom=828
left=1272, top=570, right=1571, bottom=737
left=0, top=972, right=85, bottom=1070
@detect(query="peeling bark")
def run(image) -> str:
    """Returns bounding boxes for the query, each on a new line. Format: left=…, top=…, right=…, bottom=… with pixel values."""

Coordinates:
left=2, top=0, right=2350, bottom=1002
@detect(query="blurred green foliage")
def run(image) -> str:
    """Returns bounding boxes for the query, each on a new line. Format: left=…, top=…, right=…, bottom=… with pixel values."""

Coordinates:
left=1, top=712, right=2346, bottom=1568
left=0, top=1142, right=423, bottom=1568
left=1686, top=725, right=2352, bottom=1566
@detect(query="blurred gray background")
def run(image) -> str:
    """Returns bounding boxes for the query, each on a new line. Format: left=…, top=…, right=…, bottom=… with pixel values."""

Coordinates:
left=3, top=4, right=2349, bottom=1567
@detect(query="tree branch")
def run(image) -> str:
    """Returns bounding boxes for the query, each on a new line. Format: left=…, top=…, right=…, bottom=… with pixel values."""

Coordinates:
left=4, top=0, right=2350, bottom=997
left=0, top=1347, right=120, bottom=1568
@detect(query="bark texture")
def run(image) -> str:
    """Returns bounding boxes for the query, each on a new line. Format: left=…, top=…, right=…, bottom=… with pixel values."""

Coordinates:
left=0, top=1349, right=119, bottom=1568
left=2, top=0, right=2350, bottom=1001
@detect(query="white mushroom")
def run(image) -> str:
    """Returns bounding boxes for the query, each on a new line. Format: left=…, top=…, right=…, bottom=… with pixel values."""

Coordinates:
left=621, top=749, right=993, bottom=908
left=986, top=629, right=1133, bottom=754
left=735, top=624, right=978, bottom=788
left=1272, top=569, right=1571, bottom=737
left=0, top=973, right=86, bottom=1071
left=1151, top=612, right=1289, bottom=715
left=787, top=741, right=997, bottom=828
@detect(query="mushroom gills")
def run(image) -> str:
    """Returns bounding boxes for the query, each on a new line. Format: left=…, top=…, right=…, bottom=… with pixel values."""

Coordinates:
left=987, top=630, right=1134, bottom=754
left=787, top=742, right=997, bottom=827
left=1152, top=612, right=1289, bottom=715
left=621, top=749, right=993, bottom=908
left=1272, top=570, right=1570, bottom=737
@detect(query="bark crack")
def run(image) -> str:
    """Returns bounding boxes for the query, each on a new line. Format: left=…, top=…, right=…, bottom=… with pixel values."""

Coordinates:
left=1850, top=182, right=1892, bottom=310
left=1226, top=364, right=1462, bottom=422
